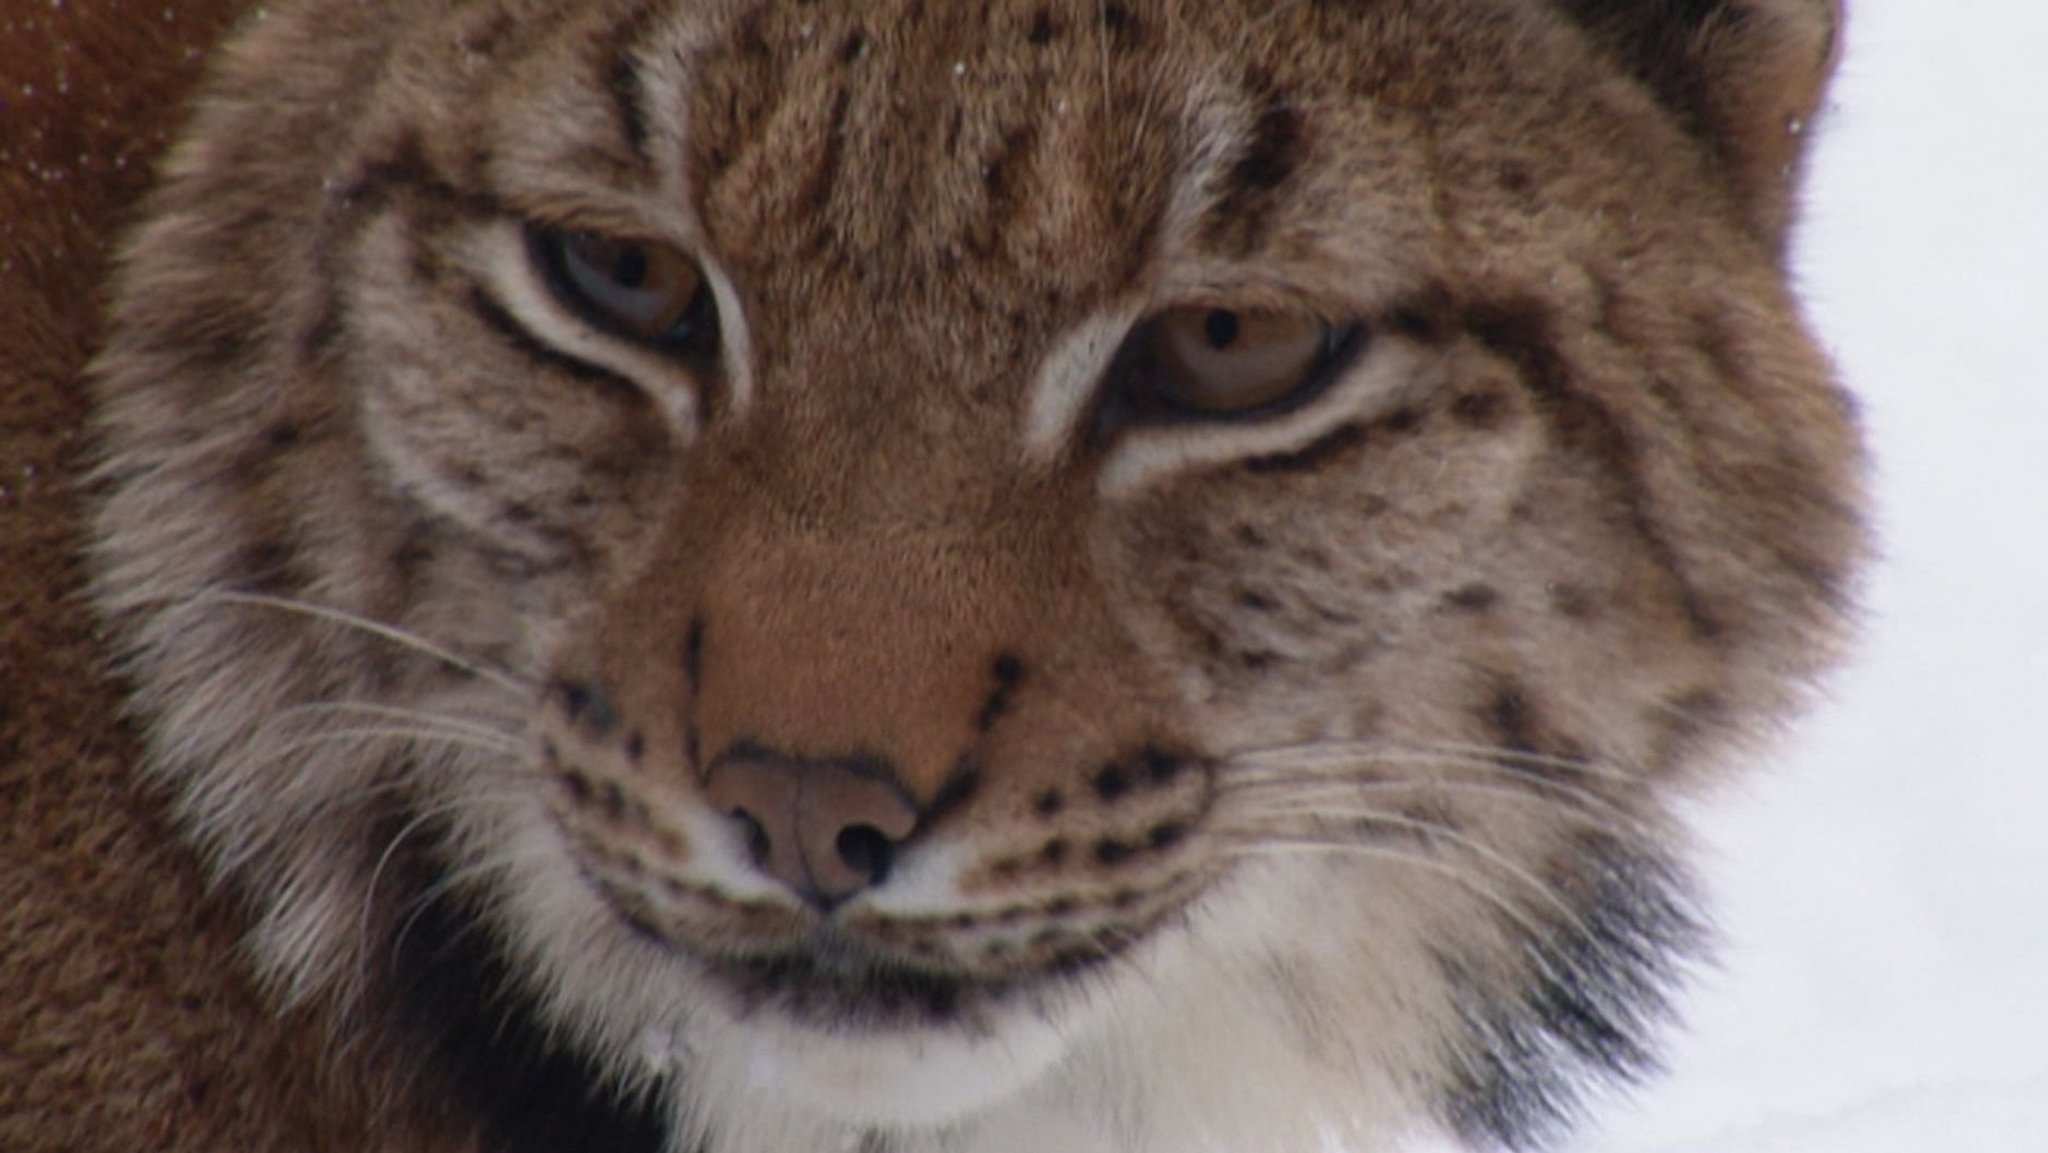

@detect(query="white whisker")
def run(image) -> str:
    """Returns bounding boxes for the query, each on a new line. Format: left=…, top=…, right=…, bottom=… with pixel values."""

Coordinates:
left=196, top=589, right=531, bottom=696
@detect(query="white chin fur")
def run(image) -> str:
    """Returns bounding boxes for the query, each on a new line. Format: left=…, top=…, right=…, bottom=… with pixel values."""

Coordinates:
left=683, top=1004, right=1073, bottom=1126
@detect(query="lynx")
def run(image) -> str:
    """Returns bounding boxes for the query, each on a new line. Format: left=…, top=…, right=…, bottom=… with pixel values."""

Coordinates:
left=1, top=1, right=1861, bottom=1150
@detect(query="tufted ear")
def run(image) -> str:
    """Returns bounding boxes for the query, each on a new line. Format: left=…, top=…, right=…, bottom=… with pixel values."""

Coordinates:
left=1551, top=0, right=1844, bottom=251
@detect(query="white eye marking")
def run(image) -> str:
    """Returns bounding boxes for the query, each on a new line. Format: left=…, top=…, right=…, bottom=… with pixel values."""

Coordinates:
left=1022, top=309, right=1142, bottom=467
left=469, top=221, right=757, bottom=440
left=1097, top=338, right=1421, bottom=499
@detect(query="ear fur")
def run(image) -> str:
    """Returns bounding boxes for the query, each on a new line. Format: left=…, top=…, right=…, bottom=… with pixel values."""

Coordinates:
left=1551, top=0, right=1844, bottom=250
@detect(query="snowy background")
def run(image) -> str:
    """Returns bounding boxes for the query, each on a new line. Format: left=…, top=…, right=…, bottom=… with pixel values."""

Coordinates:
left=1423, top=4, right=2048, bottom=1152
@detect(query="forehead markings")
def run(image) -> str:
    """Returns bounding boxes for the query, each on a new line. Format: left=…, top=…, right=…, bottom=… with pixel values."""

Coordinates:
left=1016, top=73, right=1264, bottom=472
left=616, top=1, right=759, bottom=418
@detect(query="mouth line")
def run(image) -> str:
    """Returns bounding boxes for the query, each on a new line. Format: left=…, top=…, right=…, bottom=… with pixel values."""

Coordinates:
left=696, top=929, right=1117, bottom=1032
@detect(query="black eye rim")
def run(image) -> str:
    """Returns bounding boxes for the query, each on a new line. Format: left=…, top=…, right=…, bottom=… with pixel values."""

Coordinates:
left=1096, top=309, right=1370, bottom=434
left=525, top=223, right=721, bottom=359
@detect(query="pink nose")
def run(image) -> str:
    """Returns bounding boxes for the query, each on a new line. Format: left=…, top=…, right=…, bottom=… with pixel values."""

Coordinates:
left=701, top=750, right=919, bottom=908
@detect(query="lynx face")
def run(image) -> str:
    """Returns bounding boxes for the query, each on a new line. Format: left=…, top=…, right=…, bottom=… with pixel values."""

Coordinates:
left=88, top=1, right=1861, bottom=1150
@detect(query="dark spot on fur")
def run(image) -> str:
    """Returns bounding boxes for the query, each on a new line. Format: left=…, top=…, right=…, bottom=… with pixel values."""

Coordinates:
left=1045, top=897, right=1078, bottom=917
left=1094, top=839, right=1136, bottom=867
left=1548, top=582, right=1598, bottom=620
left=1442, top=584, right=1500, bottom=613
left=1093, top=764, right=1131, bottom=802
left=978, top=125, right=1039, bottom=242
left=927, top=757, right=983, bottom=821
left=1040, top=838, right=1069, bottom=865
left=1451, top=389, right=1511, bottom=430
left=1488, top=683, right=1543, bottom=756
left=1100, top=2, right=1139, bottom=43
left=1244, top=422, right=1367, bottom=475
left=1387, top=284, right=1458, bottom=344
left=1032, top=789, right=1065, bottom=818
left=1027, top=7, right=1056, bottom=44
left=839, top=30, right=866, bottom=63
left=1234, top=587, right=1280, bottom=612
left=1146, top=823, right=1187, bottom=850
left=556, top=680, right=619, bottom=739
left=977, top=653, right=1025, bottom=732
left=683, top=617, right=705, bottom=681
left=1204, top=75, right=1303, bottom=253
left=625, top=731, right=646, bottom=765
left=561, top=771, right=593, bottom=806
left=263, top=421, right=302, bottom=450
left=238, top=537, right=297, bottom=595
left=796, top=87, right=851, bottom=222
left=601, top=3, right=664, bottom=168
left=1143, top=748, right=1183, bottom=785
left=1383, top=407, right=1424, bottom=434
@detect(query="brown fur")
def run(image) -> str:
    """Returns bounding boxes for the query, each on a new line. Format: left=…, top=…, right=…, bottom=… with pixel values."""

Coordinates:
left=0, top=4, right=472, bottom=1149
left=4, top=2, right=1859, bottom=1151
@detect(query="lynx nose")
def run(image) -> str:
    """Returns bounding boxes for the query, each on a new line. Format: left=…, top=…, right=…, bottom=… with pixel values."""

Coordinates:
left=701, top=749, right=920, bottom=908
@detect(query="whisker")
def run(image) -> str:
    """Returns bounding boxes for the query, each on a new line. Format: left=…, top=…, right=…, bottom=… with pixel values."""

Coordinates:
left=1221, top=762, right=1652, bottom=837
left=280, top=700, right=527, bottom=747
left=195, top=589, right=531, bottom=696
left=1212, top=834, right=1557, bottom=950
left=1213, top=808, right=1591, bottom=940
left=268, top=725, right=527, bottom=761
left=1235, top=738, right=1636, bottom=785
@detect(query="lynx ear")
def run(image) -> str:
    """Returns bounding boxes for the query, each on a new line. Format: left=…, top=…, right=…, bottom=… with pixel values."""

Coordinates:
left=1553, top=0, right=1844, bottom=249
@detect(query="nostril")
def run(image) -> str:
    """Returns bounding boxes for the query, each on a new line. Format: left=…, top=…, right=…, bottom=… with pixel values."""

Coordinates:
left=834, top=824, right=896, bottom=886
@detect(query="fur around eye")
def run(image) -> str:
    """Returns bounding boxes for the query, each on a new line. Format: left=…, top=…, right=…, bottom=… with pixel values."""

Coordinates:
left=531, top=226, right=719, bottom=356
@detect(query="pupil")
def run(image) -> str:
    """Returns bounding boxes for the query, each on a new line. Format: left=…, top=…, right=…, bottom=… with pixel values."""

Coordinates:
left=613, top=246, right=649, bottom=289
left=1202, top=309, right=1240, bottom=349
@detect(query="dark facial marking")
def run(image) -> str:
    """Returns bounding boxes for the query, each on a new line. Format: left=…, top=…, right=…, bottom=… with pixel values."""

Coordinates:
left=1441, top=583, right=1500, bottom=613
left=1451, top=389, right=1511, bottom=430
left=1027, top=7, right=1057, bottom=45
left=1093, top=763, right=1132, bottom=802
left=600, top=2, right=666, bottom=168
left=977, top=653, right=1026, bottom=733
left=1465, top=296, right=1723, bottom=641
left=1203, top=73, right=1304, bottom=254
left=1435, top=830, right=1704, bottom=1150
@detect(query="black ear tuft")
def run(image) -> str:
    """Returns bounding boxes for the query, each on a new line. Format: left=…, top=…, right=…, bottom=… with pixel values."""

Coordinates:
left=1550, top=0, right=1843, bottom=250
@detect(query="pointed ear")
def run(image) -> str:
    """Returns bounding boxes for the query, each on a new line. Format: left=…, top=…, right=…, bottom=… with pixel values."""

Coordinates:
left=1554, top=0, right=1844, bottom=250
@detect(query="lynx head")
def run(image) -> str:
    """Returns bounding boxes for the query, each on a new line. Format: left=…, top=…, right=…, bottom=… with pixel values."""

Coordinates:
left=89, top=1, right=1860, bottom=1150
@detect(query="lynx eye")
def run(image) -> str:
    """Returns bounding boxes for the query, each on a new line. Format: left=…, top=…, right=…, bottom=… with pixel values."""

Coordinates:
left=532, top=227, right=719, bottom=355
left=1113, top=306, right=1362, bottom=420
